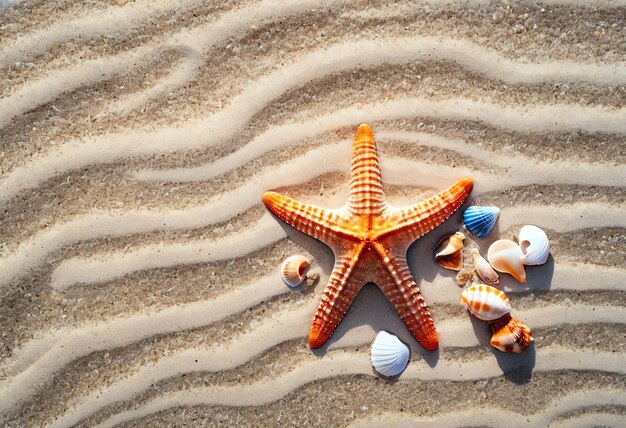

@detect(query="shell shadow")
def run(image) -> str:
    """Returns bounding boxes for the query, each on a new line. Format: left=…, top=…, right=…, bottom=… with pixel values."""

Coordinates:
left=468, top=312, right=536, bottom=384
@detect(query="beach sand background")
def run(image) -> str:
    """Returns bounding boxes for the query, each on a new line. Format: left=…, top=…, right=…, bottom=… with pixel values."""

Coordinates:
left=0, top=0, right=625, bottom=426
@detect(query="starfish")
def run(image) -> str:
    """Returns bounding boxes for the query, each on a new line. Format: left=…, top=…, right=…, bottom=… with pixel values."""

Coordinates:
left=263, top=124, right=473, bottom=350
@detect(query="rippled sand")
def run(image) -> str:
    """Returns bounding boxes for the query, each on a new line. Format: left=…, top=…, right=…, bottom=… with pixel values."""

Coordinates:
left=0, top=0, right=625, bottom=426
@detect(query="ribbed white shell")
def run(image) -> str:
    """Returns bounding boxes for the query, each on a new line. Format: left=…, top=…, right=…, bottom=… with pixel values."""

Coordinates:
left=519, top=225, right=550, bottom=265
left=370, top=331, right=410, bottom=377
left=461, top=284, right=511, bottom=321
left=487, top=239, right=526, bottom=283
left=280, top=255, right=310, bottom=288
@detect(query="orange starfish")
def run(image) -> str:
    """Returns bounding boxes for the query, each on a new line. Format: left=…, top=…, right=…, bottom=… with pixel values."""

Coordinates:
left=263, top=124, right=473, bottom=350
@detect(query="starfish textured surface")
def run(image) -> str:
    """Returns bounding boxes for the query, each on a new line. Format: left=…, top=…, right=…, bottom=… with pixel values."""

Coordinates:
left=263, top=124, right=474, bottom=350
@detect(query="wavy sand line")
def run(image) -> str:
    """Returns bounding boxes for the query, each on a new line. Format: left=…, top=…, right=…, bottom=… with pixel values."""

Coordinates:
left=49, top=202, right=625, bottom=289
left=2, top=50, right=624, bottom=203
left=0, top=0, right=200, bottom=67
left=5, top=260, right=621, bottom=398
left=61, top=348, right=625, bottom=428
left=136, top=126, right=626, bottom=184
left=0, top=0, right=342, bottom=130
left=6, top=32, right=625, bottom=132
left=348, top=391, right=626, bottom=428
left=6, top=303, right=622, bottom=417
left=550, top=413, right=626, bottom=428
left=105, top=47, right=205, bottom=116
left=5, top=135, right=622, bottom=288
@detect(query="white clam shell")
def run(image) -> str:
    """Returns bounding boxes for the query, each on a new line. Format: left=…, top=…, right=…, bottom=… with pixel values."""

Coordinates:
left=370, top=331, right=410, bottom=377
left=461, top=284, right=511, bottom=321
left=487, top=239, right=526, bottom=283
left=518, top=225, right=550, bottom=266
left=471, top=248, right=499, bottom=285
left=280, top=255, right=310, bottom=288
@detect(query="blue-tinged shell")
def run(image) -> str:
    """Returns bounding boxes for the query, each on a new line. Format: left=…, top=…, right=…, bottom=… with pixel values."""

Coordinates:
left=463, top=206, right=500, bottom=238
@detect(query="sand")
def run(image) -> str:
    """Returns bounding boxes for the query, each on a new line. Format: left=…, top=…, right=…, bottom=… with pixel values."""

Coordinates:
left=0, top=0, right=625, bottom=426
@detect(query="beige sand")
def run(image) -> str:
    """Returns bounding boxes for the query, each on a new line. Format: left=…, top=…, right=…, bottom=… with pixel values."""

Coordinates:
left=0, top=0, right=625, bottom=426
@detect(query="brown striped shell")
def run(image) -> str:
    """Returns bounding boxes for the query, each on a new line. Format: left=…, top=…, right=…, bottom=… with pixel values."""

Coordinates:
left=489, top=315, right=533, bottom=353
left=461, top=284, right=511, bottom=321
left=280, top=255, right=310, bottom=288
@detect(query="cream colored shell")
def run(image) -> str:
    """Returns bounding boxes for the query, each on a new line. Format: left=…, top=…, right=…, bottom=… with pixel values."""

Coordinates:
left=471, top=248, right=499, bottom=285
left=280, top=255, right=310, bottom=288
left=487, top=239, right=526, bottom=283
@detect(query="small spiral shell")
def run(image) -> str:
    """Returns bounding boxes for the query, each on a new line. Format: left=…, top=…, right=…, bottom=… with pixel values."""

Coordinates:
left=280, top=255, right=310, bottom=288
left=434, top=232, right=465, bottom=271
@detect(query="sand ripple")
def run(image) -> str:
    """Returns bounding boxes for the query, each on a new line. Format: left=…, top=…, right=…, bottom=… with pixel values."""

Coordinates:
left=0, top=0, right=625, bottom=426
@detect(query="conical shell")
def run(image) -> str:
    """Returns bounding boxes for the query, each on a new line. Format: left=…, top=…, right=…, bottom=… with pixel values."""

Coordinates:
left=434, top=232, right=465, bottom=271
left=461, top=284, right=511, bottom=321
left=280, top=255, right=310, bottom=288
left=471, top=248, right=499, bottom=285
left=370, top=331, right=410, bottom=377
left=518, top=225, right=550, bottom=266
left=487, top=239, right=526, bottom=283
left=463, top=206, right=500, bottom=238
left=489, top=315, right=533, bottom=353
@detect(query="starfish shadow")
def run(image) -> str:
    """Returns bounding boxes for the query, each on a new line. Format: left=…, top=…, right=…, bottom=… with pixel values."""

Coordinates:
left=272, top=218, right=336, bottom=276
left=405, top=208, right=466, bottom=284
left=310, top=283, right=440, bottom=367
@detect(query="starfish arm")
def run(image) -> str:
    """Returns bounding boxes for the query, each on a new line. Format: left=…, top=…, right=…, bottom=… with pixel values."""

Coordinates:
left=379, top=177, right=474, bottom=244
left=372, top=245, right=438, bottom=350
left=348, top=123, right=388, bottom=215
left=308, top=244, right=367, bottom=348
left=263, top=191, right=353, bottom=244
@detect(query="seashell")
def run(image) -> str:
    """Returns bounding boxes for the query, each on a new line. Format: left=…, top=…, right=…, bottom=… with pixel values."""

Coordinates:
left=434, top=232, right=465, bottom=271
left=518, top=225, right=550, bottom=266
left=487, top=239, right=526, bottom=283
left=280, top=255, right=310, bottom=288
left=488, top=314, right=533, bottom=353
left=461, top=284, right=511, bottom=321
left=370, top=331, right=410, bottom=377
left=463, top=206, right=500, bottom=238
left=471, top=248, right=499, bottom=285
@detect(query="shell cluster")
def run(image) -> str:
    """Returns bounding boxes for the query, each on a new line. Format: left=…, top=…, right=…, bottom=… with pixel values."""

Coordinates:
left=440, top=209, right=550, bottom=284
left=370, top=331, right=410, bottom=377
left=280, top=255, right=311, bottom=288
left=461, top=284, right=533, bottom=353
